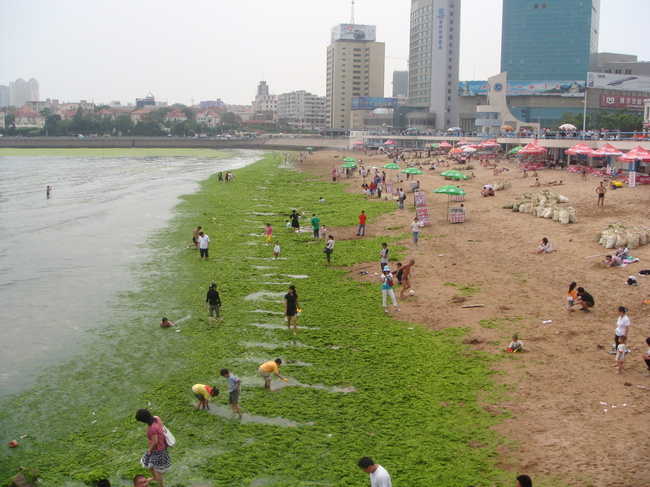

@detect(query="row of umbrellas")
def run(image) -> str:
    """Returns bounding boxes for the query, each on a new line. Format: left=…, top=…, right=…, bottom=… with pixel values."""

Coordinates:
left=341, top=158, right=425, bottom=174
left=565, top=143, right=650, bottom=162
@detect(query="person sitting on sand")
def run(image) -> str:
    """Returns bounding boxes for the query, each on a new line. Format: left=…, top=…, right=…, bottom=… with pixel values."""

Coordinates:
left=533, top=178, right=540, bottom=187
left=534, top=237, right=553, bottom=254
left=506, top=334, right=524, bottom=353
left=481, top=185, right=494, bottom=197
left=615, top=246, right=629, bottom=259
left=159, top=317, right=174, bottom=328
left=605, top=255, right=625, bottom=267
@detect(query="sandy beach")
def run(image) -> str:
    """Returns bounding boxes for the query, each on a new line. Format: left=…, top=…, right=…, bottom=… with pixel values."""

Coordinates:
left=296, top=150, right=650, bottom=487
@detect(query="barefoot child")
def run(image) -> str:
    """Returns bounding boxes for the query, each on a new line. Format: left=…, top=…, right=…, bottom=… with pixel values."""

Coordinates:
left=506, top=334, right=524, bottom=353
left=285, top=220, right=291, bottom=232
left=220, top=368, right=243, bottom=418
left=265, top=223, right=273, bottom=246
left=159, top=317, right=174, bottom=327
left=567, top=281, right=577, bottom=312
left=614, top=337, right=627, bottom=374
left=273, top=241, right=281, bottom=260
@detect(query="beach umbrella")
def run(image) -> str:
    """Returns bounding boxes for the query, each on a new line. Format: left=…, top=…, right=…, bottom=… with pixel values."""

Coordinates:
left=447, top=126, right=462, bottom=132
left=565, top=143, right=594, bottom=156
left=449, top=147, right=463, bottom=154
left=478, top=139, right=501, bottom=148
left=618, top=146, right=650, bottom=163
left=456, top=139, right=469, bottom=146
left=353, top=140, right=364, bottom=145
left=305, top=147, right=314, bottom=151
left=434, top=184, right=467, bottom=211
left=341, top=162, right=357, bottom=169
left=463, top=147, right=477, bottom=153
left=518, top=140, right=547, bottom=155
left=591, top=143, right=624, bottom=157
left=383, top=139, right=396, bottom=146
left=343, top=157, right=357, bottom=162
left=440, top=170, right=468, bottom=180
left=401, top=167, right=424, bottom=175
left=382, top=162, right=400, bottom=169
left=508, top=146, right=524, bottom=155
left=558, top=123, right=577, bottom=131
left=439, top=141, right=453, bottom=148
left=500, top=125, right=514, bottom=132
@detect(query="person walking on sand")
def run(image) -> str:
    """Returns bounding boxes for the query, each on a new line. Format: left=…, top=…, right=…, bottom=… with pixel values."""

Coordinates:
left=399, top=259, right=416, bottom=299
left=381, top=266, right=400, bottom=313
left=220, top=368, right=243, bottom=418
left=197, top=231, right=210, bottom=260
left=324, top=235, right=335, bottom=264
left=273, top=241, right=281, bottom=260
left=411, top=216, right=420, bottom=246
left=596, top=181, right=607, bottom=206
left=379, top=243, right=390, bottom=272
left=310, top=213, right=320, bottom=240
left=135, top=409, right=171, bottom=487
left=290, top=210, right=300, bottom=232
left=187, top=225, right=202, bottom=249
left=641, top=337, right=650, bottom=374
left=284, top=285, right=300, bottom=335
left=358, top=457, right=392, bottom=487
left=259, top=358, right=288, bottom=389
left=265, top=223, right=273, bottom=246
left=191, top=384, right=219, bottom=410
left=356, top=210, right=367, bottom=236
left=205, top=283, right=222, bottom=325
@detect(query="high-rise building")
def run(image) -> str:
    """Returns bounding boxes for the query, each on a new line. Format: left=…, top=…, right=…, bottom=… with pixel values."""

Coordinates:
left=326, top=24, right=385, bottom=130
left=277, top=90, right=326, bottom=130
left=408, top=0, right=461, bottom=130
left=501, top=0, right=600, bottom=81
left=9, top=78, right=39, bottom=107
left=0, top=85, right=9, bottom=108
left=252, top=81, right=277, bottom=120
left=392, top=71, right=408, bottom=97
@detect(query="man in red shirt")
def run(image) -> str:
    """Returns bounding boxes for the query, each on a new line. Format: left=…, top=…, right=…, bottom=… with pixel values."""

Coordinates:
left=356, top=210, right=367, bottom=236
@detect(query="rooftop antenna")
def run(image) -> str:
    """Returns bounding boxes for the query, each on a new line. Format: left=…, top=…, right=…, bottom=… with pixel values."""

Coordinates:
left=350, top=0, right=355, bottom=24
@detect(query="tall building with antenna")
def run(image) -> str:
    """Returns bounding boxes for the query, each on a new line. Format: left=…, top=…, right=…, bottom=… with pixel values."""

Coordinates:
left=325, top=1, right=385, bottom=131
left=407, top=0, right=460, bottom=130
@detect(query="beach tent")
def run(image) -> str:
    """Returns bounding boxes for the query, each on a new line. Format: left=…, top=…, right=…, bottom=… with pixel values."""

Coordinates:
left=618, top=146, right=650, bottom=163
left=518, top=140, right=547, bottom=155
left=565, top=143, right=594, bottom=156
left=591, top=143, right=623, bottom=157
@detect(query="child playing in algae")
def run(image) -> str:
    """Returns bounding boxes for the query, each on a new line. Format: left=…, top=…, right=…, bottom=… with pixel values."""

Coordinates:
left=159, top=317, right=174, bottom=328
left=273, top=241, right=281, bottom=260
left=506, top=334, right=524, bottom=353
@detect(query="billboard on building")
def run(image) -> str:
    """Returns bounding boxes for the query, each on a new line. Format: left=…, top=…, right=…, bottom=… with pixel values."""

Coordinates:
left=459, top=80, right=585, bottom=97
left=331, top=24, right=376, bottom=42
left=587, top=72, right=650, bottom=92
left=351, top=97, right=398, bottom=110
left=599, top=94, right=646, bottom=110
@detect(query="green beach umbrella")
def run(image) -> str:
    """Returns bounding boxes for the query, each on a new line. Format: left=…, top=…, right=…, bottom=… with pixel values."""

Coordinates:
left=508, top=146, right=524, bottom=155
left=401, top=167, right=424, bottom=175
left=306, top=147, right=314, bottom=151
left=434, top=184, right=466, bottom=195
left=434, top=184, right=466, bottom=211
left=343, top=157, right=357, bottom=162
left=382, top=162, right=400, bottom=169
left=341, top=162, right=357, bottom=169
left=440, top=170, right=468, bottom=180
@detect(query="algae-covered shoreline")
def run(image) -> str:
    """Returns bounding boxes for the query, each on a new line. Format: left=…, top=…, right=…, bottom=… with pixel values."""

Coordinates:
left=0, top=153, right=506, bottom=486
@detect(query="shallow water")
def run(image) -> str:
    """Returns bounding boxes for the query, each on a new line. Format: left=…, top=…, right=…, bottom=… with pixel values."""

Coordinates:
left=0, top=150, right=262, bottom=396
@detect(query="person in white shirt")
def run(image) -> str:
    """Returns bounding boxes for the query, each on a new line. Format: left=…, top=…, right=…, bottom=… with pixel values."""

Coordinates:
left=358, top=457, right=392, bottom=487
left=198, top=231, right=210, bottom=260
left=614, top=306, right=630, bottom=352
left=534, top=237, right=553, bottom=254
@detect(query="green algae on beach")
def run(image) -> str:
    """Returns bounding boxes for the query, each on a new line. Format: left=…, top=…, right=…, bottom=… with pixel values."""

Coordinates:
left=0, top=153, right=507, bottom=486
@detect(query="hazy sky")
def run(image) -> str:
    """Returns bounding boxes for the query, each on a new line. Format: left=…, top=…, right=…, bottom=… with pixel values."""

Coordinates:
left=1, top=0, right=648, bottom=106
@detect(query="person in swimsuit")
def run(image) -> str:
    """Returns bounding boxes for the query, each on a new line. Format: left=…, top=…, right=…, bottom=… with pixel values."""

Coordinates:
left=596, top=181, right=606, bottom=207
left=399, top=259, right=415, bottom=299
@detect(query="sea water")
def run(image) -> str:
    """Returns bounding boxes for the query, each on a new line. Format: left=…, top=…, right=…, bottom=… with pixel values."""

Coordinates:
left=0, top=150, right=261, bottom=397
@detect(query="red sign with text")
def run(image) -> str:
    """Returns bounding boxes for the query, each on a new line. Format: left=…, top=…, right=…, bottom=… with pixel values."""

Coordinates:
left=600, top=94, right=646, bottom=110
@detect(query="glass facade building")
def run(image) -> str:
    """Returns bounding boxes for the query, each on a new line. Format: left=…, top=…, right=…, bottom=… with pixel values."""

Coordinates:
left=501, top=0, right=600, bottom=81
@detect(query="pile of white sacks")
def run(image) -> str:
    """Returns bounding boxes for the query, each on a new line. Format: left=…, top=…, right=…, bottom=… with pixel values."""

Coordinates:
left=507, top=191, right=577, bottom=224
left=596, top=224, right=650, bottom=249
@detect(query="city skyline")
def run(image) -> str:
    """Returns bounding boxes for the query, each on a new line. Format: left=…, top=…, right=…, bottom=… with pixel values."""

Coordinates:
left=1, top=0, right=649, bottom=107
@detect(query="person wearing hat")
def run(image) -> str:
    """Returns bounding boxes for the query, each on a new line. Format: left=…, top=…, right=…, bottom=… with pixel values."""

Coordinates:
left=381, top=265, right=400, bottom=313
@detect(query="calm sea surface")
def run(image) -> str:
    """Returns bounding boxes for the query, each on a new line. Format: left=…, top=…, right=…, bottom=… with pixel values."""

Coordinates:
left=0, top=150, right=261, bottom=397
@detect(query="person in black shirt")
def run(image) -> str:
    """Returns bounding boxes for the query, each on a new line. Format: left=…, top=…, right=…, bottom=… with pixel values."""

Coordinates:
left=205, top=283, right=222, bottom=325
left=290, top=210, right=300, bottom=231
left=284, top=285, right=300, bottom=335
left=576, top=287, right=594, bottom=312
